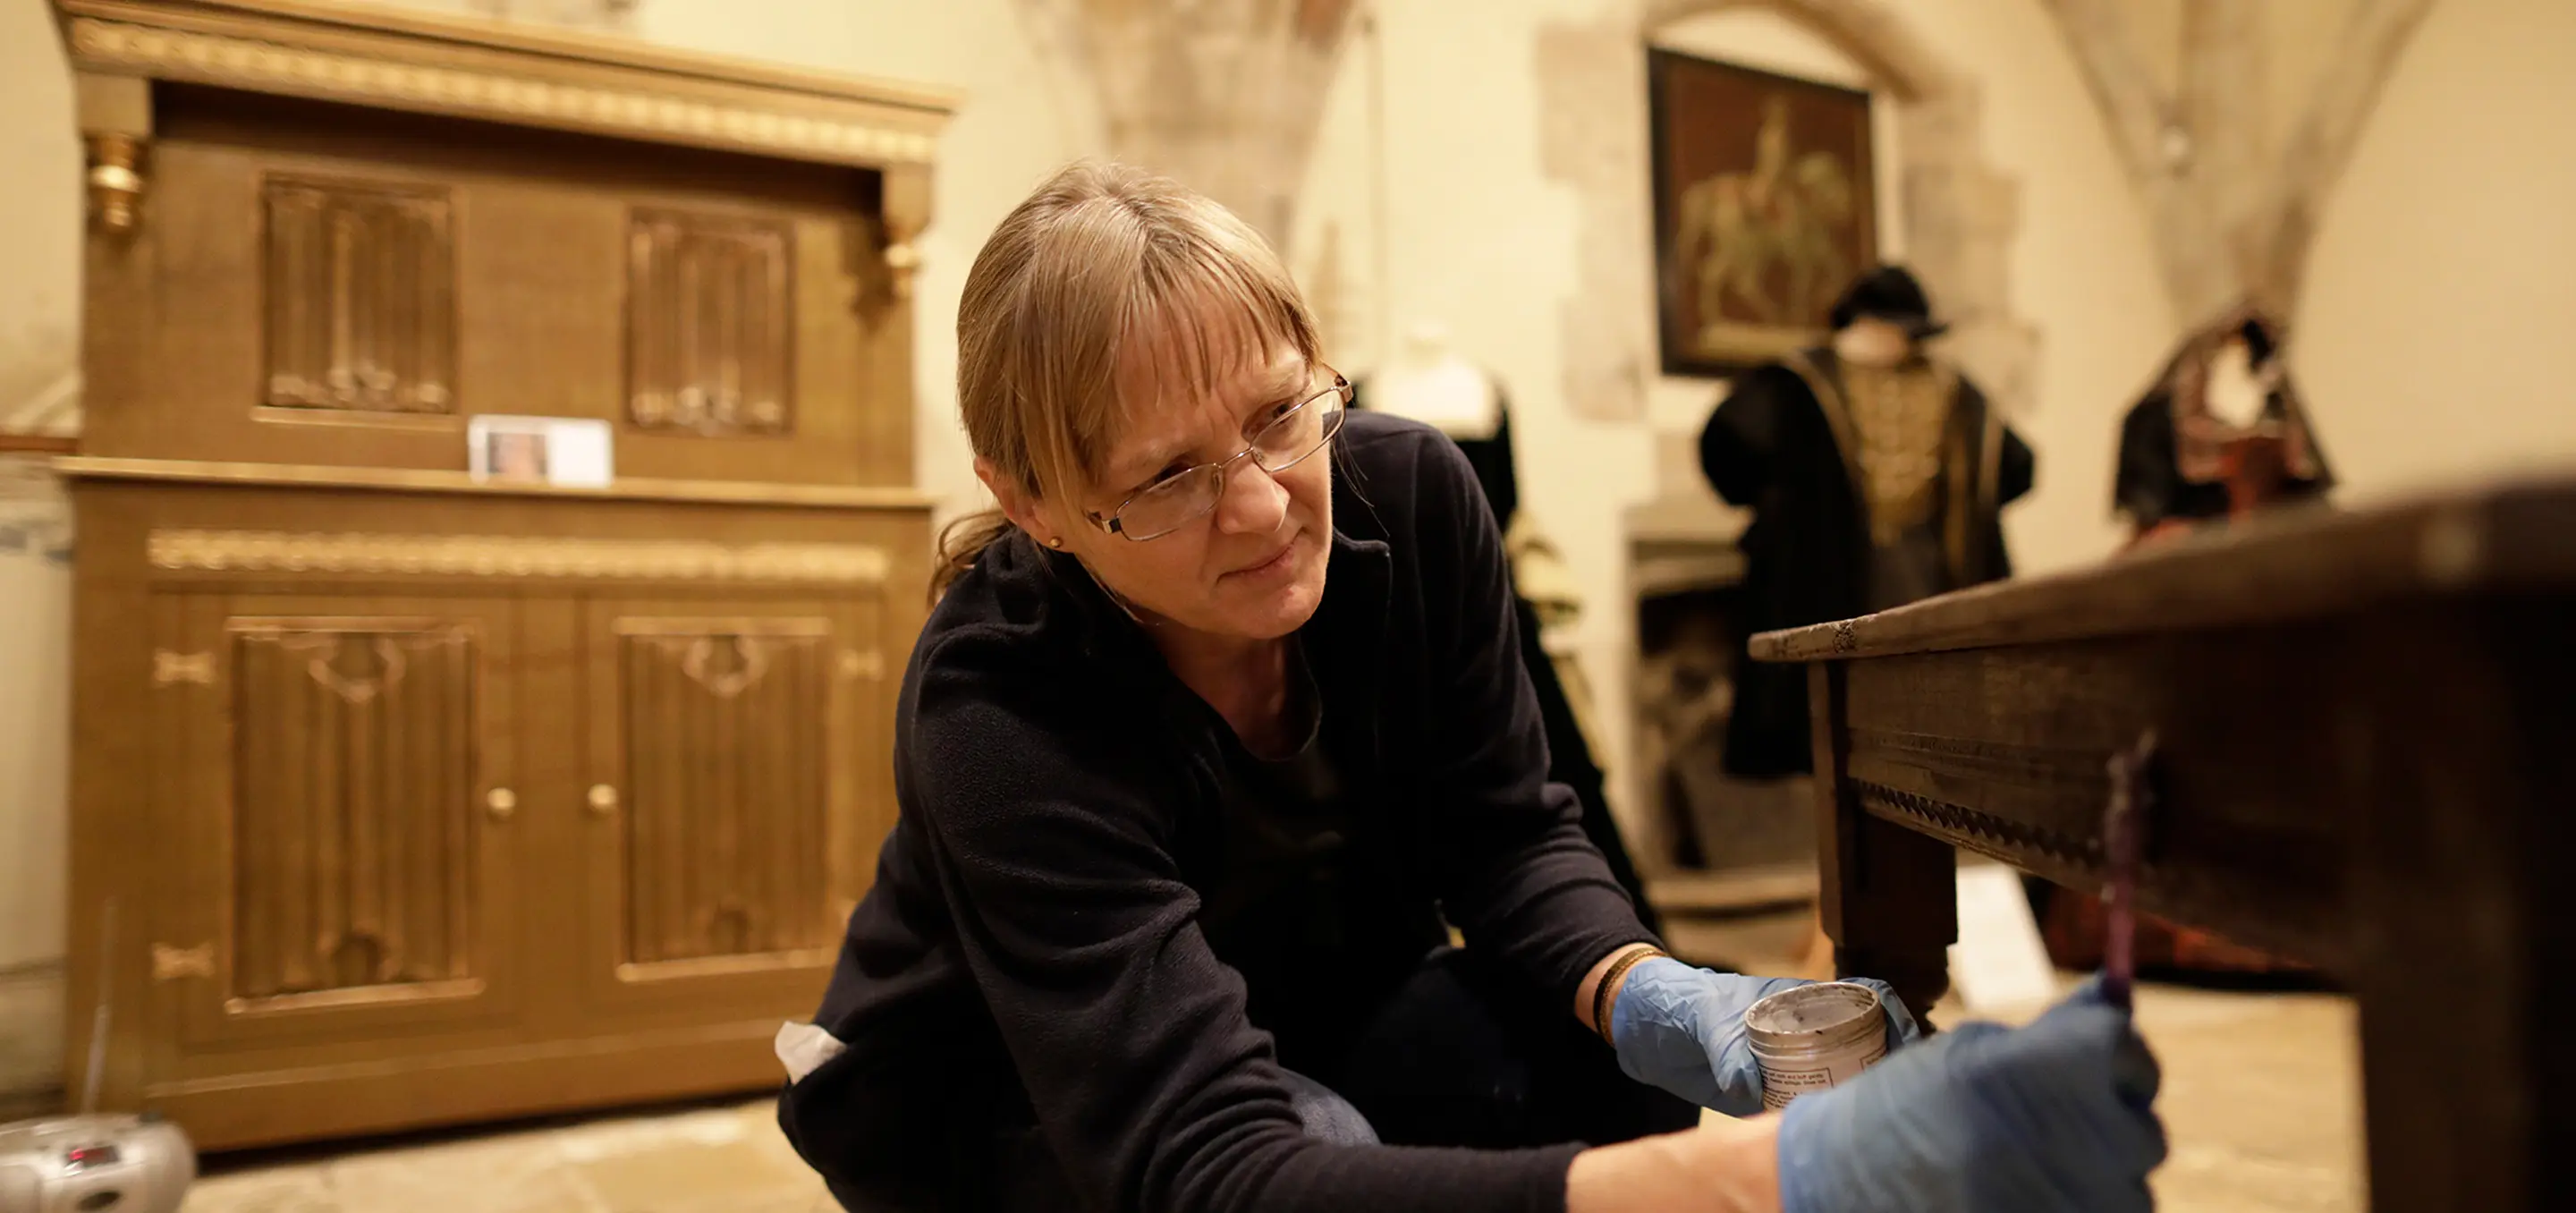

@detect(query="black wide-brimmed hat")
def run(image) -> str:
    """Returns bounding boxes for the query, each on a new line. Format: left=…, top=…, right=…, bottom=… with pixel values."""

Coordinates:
left=1828, top=265, right=1948, bottom=338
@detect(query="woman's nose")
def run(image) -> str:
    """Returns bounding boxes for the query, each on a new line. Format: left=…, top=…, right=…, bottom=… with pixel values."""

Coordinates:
left=1212, top=459, right=1290, bottom=535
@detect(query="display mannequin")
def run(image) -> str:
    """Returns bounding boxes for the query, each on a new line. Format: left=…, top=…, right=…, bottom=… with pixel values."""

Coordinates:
left=2114, top=305, right=2334, bottom=544
left=1353, top=326, right=1657, bottom=932
left=1367, top=323, right=1505, bottom=440
left=1697, top=265, right=2034, bottom=780
left=1701, top=267, right=2036, bottom=981
left=1361, top=324, right=1518, bottom=532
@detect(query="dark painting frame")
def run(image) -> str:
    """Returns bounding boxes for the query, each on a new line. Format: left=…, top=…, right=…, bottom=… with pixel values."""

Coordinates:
left=1648, top=48, right=1877, bottom=377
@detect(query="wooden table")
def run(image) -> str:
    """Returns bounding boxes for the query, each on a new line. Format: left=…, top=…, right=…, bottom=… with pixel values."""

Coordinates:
left=1750, top=477, right=2575, bottom=1211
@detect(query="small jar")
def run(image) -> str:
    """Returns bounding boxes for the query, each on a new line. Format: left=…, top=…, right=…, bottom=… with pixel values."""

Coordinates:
left=1745, top=981, right=1888, bottom=1111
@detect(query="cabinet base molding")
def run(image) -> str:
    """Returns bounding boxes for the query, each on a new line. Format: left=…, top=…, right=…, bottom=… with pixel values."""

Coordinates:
left=144, top=1018, right=792, bottom=1152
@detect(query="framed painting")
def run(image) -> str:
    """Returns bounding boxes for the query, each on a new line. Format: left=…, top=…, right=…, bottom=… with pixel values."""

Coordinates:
left=1648, top=48, right=1877, bottom=377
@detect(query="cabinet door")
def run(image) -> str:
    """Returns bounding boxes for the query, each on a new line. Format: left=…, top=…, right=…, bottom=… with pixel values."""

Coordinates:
left=159, top=596, right=526, bottom=1061
left=578, top=598, right=880, bottom=1021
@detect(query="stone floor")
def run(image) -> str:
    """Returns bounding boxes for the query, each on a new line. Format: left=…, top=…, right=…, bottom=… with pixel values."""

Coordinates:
left=174, top=976, right=2364, bottom=1212
left=182, top=1098, right=836, bottom=1213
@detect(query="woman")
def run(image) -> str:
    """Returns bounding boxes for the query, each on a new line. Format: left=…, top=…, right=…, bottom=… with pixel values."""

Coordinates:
left=777, top=162, right=2165, bottom=1212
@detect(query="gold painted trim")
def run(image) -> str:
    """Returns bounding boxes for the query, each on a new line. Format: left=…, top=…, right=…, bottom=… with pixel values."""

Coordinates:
left=614, top=949, right=837, bottom=984
left=153, top=649, right=216, bottom=685
left=85, top=131, right=145, bottom=233
left=68, top=0, right=962, bottom=111
left=59, top=12, right=945, bottom=168
left=149, top=529, right=891, bottom=585
left=221, top=976, right=486, bottom=1016
left=838, top=649, right=885, bottom=681
left=611, top=617, right=835, bottom=638
left=153, top=942, right=216, bottom=981
left=226, top=615, right=479, bottom=637
left=250, top=404, right=467, bottom=432
left=55, top=455, right=934, bottom=510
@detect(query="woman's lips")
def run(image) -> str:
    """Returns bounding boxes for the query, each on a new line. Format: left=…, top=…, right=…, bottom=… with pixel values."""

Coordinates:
left=1226, top=536, right=1299, bottom=580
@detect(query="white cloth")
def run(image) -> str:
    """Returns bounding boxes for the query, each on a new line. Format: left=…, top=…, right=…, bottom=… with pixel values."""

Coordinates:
left=2201, top=339, right=2275, bottom=428
left=775, top=1021, right=848, bottom=1085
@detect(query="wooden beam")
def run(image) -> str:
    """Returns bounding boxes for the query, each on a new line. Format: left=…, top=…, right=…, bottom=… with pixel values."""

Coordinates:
left=0, top=435, right=77, bottom=455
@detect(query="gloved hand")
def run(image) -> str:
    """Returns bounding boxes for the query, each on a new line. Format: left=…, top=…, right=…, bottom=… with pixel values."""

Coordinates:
left=1606, top=958, right=1919, bottom=1117
left=1775, top=975, right=2167, bottom=1213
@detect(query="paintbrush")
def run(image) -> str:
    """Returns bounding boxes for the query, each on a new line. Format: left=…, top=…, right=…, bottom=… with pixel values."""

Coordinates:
left=2101, top=733, right=2154, bottom=1011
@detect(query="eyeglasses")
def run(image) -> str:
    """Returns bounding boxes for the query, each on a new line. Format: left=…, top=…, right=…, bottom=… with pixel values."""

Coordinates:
left=1085, top=370, right=1351, bottom=542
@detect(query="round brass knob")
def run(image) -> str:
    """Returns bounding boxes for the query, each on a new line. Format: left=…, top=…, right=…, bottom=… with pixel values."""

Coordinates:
left=486, top=787, right=517, bottom=819
left=588, top=784, right=619, bottom=815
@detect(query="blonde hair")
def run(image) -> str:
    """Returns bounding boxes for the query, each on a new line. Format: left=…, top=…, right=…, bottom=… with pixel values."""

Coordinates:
left=936, top=161, right=1322, bottom=596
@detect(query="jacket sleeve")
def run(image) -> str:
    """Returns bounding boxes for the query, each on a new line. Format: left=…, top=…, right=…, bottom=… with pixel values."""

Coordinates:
left=904, top=635, right=1580, bottom=1213
left=1487, top=402, right=1521, bottom=530
left=1400, top=436, right=1660, bottom=1004
left=1953, top=377, right=2035, bottom=510
left=1698, top=367, right=1797, bottom=505
left=1999, top=423, right=2037, bottom=508
left=2113, top=394, right=2182, bottom=530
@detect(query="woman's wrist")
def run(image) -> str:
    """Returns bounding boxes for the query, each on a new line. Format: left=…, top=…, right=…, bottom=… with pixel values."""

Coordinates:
left=1577, top=942, right=1669, bottom=1040
left=1565, top=1115, right=1784, bottom=1213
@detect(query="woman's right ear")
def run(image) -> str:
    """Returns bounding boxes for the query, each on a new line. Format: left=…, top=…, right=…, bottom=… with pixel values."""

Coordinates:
left=973, top=458, right=1063, bottom=551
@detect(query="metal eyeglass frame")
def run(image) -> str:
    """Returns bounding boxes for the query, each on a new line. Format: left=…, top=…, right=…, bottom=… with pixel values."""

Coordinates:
left=1082, top=370, right=1352, bottom=542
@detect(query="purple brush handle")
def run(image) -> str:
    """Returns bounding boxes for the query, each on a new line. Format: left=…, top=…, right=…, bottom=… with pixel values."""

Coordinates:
left=2101, top=734, right=2155, bottom=1011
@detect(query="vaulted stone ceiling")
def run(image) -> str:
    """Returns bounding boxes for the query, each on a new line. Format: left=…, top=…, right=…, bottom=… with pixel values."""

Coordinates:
left=1014, top=0, right=1358, bottom=246
left=2042, top=0, right=2435, bottom=323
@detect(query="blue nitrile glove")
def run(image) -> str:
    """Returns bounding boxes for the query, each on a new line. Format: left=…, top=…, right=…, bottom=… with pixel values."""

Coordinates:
left=1606, top=958, right=1920, bottom=1117
left=1776, top=975, right=2167, bottom=1213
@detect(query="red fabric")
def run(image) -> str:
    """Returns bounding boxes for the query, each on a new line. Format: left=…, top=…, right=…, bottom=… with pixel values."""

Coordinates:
left=2039, top=890, right=2313, bottom=976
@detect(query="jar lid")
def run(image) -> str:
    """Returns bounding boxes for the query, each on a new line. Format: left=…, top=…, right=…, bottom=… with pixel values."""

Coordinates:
left=1745, top=982, right=1884, bottom=1054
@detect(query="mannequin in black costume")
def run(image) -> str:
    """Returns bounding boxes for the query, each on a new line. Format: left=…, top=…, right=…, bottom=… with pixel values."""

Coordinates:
left=1353, top=325, right=1659, bottom=933
left=1697, top=266, right=2034, bottom=779
left=2114, top=305, right=2333, bottom=540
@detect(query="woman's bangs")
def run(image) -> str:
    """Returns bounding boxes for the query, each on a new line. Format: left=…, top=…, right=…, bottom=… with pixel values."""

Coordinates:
left=1110, top=250, right=1317, bottom=433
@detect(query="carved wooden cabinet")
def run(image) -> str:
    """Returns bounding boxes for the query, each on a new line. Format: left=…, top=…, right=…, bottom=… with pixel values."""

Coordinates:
left=51, top=0, right=953, bottom=1149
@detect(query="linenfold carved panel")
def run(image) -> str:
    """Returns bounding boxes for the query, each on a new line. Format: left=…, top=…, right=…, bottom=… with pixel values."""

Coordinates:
left=626, top=209, right=794, bottom=437
left=264, top=177, right=456, bottom=413
left=617, top=619, right=835, bottom=964
left=227, top=620, right=481, bottom=1000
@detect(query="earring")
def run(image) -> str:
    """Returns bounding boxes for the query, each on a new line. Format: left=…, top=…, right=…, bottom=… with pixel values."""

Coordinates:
left=1046, top=537, right=1064, bottom=548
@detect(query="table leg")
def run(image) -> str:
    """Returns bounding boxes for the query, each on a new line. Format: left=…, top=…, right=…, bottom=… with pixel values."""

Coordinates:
left=2343, top=602, right=2575, bottom=1210
left=1808, top=663, right=1956, bottom=1022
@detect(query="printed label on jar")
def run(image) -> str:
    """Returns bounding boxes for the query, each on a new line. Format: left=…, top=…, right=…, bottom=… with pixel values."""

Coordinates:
left=1755, top=1036, right=1887, bottom=1111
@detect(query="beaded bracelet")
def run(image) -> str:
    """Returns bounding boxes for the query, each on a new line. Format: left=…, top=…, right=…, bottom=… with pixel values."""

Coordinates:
left=1591, top=945, right=1670, bottom=1045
